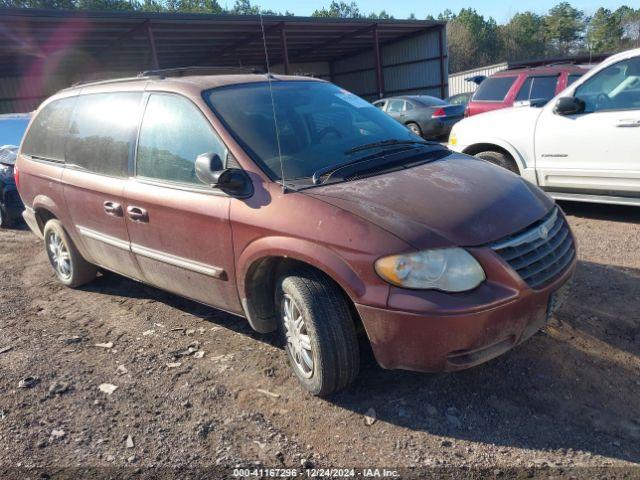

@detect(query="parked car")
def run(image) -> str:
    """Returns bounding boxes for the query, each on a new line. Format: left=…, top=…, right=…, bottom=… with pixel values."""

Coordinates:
left=373, top=95, right=465, bottom=139
left=16, top=73, right=575, bottom=395
left=446, top=92, right=472, bottom=107
left=449, top=48, right=640, bottom=207
left=0, top=113, right=30, bottom=227
left=465, top=64, right=587, bottom=117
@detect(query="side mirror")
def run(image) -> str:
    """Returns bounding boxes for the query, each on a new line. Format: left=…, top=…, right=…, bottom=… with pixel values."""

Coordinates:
left=195, top=152, right=224, bottom=184
left=554, top=96, right=585, bottom=116
left=194, top=152, right=252, bottom=198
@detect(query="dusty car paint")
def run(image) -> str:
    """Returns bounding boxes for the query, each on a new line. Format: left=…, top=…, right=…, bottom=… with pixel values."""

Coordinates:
left=16, top=74, right=575, bottom=376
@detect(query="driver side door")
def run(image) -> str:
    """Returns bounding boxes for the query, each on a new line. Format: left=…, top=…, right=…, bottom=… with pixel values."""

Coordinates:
left=534, top=55, right=640, bottom=198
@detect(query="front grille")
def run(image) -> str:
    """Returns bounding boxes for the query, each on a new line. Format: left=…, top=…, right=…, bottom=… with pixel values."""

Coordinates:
left=490, top=207, right=575, bottom=289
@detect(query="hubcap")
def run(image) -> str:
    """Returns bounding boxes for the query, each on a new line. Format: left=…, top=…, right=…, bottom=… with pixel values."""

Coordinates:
left=409, top=124, right=420, bottom=134
left=47, top=231, right=72, bottom=280
left=282, top=294, right=314, bottom=378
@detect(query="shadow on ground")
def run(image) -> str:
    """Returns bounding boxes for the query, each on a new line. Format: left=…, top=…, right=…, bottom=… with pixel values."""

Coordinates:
left=558, top=200, right=640, bottom=225
left=80, top=256, right=640, bottom=465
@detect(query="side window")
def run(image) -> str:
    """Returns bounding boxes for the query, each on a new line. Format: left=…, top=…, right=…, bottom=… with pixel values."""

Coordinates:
left=405, top=102, right=414, bottom=111
left=472, top=76, right=517, bottom=102
left=575, top=57, right=640, bottom=113
left=373, top=100, right=386, bottom=109
left=137, top=94, right=227, bottom=185
left=387, top=100, right=404, bottom=113
left=529, top=76, right=558, bottom=101
left=21, top=97, right=76, bottom=161
left=516, top=76, right=557, bottom=102
left=66, top=92, right=142, bottom=177
left=567, top=74, right=583, bottom=87
left=515, top=77, right=533, bottom=101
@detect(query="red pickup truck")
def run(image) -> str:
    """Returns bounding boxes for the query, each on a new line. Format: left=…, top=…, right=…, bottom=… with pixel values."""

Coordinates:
left=465, top=64, right=588, bottom=117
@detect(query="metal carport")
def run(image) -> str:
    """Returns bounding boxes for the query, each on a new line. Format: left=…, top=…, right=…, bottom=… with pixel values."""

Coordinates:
left=0, top=8, right=447, bottom=113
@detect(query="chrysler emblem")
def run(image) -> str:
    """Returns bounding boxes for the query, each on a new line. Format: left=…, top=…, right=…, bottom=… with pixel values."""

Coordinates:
left=538, top=225, right=549, bottom=240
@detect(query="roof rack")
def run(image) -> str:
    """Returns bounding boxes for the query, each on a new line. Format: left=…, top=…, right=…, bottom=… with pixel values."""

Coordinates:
left=139, top=66, right=264, bottom=78
left=505, top=53, right=610, bottom=70
left=68, top=65, right=264, bottom=89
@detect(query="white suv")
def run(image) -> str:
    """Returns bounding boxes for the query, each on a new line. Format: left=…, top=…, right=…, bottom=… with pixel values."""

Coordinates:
left=449, top=49, right=640, bottom=206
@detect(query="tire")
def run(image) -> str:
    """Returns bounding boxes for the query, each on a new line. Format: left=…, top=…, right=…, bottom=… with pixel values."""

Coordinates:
left=275, top=268, right=359, bottom=396
left=406, top=122, right=422, bottom=137
left=0, top=206, right=13, bottom=228
left=474, top=150, right=519, bottom=174
left=43, top=219, right=97, bottom=288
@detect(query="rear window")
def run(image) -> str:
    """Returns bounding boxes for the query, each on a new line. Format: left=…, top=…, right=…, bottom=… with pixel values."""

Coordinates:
left=472, top=76, right=517, bottom=102
left=516, top=76, right=558, bottom=102
left=65, top=92, right=142, bottom=177
left=413, top=96, right=447, bottom=107
left=22, top=97, right=76, bottom=161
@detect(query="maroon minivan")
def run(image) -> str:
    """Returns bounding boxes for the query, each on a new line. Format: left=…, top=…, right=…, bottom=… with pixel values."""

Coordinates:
left=16, top=72, right=576, bottom=395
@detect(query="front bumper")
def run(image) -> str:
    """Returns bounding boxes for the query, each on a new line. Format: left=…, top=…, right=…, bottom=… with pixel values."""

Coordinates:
left=356, top=249, right=576, bottom=372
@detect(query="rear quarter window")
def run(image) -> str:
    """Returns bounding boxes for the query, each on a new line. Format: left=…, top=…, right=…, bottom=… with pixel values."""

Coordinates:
left=65, top=92, right=142, bottom=177
left=22, top=97, right=76, bottom=161
left=472, top=76, right=517, bottom=102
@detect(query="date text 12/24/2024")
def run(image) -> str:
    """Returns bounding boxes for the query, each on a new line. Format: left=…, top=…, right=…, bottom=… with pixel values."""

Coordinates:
left=233, top=468, right=400, bottom=478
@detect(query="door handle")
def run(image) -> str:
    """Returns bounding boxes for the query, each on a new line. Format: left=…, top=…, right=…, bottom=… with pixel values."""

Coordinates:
left=103, top=201, right=123, bottom=217
left=617, top=119, right=640, bottom=128
left=127, top=206, right=148, bottom=222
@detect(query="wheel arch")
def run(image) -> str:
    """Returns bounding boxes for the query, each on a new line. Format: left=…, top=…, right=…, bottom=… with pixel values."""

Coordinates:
left=237, top=237, right=366, bottom=334
left=32, top=195, right=63, bottom=234
left=462, top=140, right=526, bottom=174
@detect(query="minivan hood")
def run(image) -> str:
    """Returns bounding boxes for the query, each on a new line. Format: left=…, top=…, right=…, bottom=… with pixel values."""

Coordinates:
left=305, top=153, right=554, bottom=249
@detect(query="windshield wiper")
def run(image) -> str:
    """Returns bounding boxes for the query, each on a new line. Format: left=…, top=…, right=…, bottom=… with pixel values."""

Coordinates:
left=311, top=140, right=433, bottom=184
left=344, top=138, right=434, bottom=155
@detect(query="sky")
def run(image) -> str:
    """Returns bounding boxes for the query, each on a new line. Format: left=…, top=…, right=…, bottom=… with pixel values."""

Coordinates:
left=227, top=0, right=635, bottom=23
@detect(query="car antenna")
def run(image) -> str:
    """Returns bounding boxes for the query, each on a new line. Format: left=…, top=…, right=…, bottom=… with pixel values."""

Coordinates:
left=259, top=13, right=288, bottom=193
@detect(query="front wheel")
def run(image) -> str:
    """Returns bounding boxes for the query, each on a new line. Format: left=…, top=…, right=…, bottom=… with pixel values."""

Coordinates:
left=276, top=268, right=359, bottom=396
left=474, top=150, right=519, bottom=174
left=43, top=219, right=97, bottom=288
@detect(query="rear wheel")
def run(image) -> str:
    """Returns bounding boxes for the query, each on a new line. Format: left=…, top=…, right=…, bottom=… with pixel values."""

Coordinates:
left=43, top=219, right=97, bottom=288
left=406, top=122, right=422, bottom=137
left=474, top=150, right=519, bottom=174
left=275, top=268, right=359, bottom=396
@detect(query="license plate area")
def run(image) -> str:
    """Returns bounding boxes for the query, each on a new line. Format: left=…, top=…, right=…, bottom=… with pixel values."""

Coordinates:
left=547, top=280, right=572, bottom=320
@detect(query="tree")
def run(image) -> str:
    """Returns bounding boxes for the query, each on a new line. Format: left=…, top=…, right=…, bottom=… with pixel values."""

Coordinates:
left=446, top=8, right=501, bottom=71
left=368, top=10, right=393, bottom=20
left=447, top=20, right=477, bottom=72
left=311, top=1, right=361, bottom=18
left=500, top=12, right=546, bottom=61
left=544, top=2, right=584, bottom=55
left=616, top=6, right=640, bottom=48
left=229, top=0, right=259, bottom=15
left=586, top=8, right=623, bottom=53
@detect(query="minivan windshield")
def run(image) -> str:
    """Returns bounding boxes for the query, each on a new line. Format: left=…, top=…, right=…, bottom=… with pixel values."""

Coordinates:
left=205, top=81, right=431, bottom=182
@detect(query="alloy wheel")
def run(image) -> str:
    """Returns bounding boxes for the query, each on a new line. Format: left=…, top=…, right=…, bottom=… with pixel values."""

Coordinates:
left=282, top=294, right=314, bottom=378
left=47, top=231, right=72, bottom=280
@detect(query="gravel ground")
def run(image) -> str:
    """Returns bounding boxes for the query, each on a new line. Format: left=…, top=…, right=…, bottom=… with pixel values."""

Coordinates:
left=0, top=201, right=639, bottom=479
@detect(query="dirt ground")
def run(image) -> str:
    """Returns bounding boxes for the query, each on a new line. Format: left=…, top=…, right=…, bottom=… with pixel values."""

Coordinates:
left=0, top=201, right=639, bottom=479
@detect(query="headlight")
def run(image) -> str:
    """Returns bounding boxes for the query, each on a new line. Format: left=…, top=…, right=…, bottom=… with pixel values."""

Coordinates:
left=375, top=248, right=485, bottom=292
